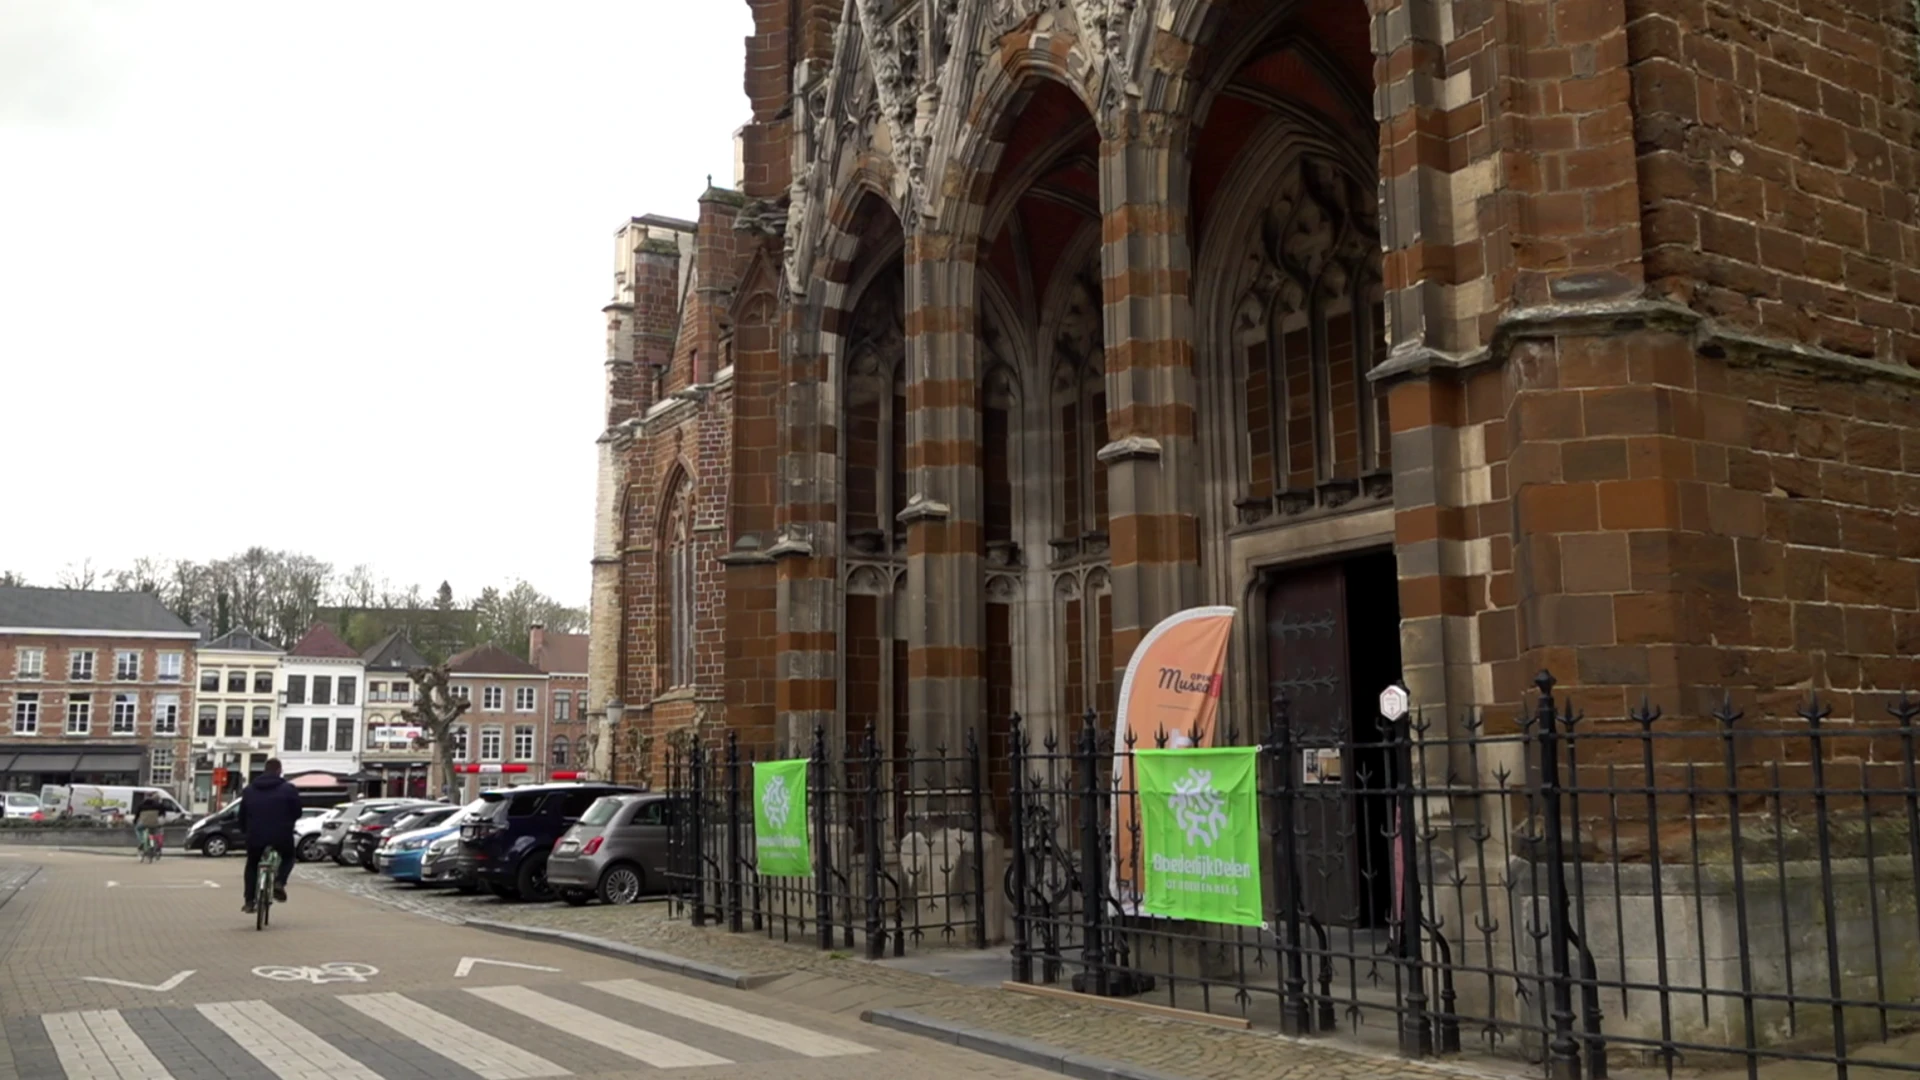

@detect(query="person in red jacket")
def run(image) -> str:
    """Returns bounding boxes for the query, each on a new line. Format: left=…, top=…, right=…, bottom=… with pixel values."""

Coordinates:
left=237, top=758, right=302, bottom=913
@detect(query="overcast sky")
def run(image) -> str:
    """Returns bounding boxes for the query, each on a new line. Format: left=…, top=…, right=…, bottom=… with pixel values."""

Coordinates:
left=0, top=1, right=752, bottom=608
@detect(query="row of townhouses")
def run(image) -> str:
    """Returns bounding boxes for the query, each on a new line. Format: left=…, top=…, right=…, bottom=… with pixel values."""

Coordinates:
left=0, top=586, right=590, bottom=811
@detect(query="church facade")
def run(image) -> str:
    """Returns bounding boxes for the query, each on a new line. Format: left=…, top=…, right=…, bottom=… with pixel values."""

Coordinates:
left=587, top=0, right=1920, bottom=808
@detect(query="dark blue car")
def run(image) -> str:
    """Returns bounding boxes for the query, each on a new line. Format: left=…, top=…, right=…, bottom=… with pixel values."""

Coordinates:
left=461, top=782, right=640, bottom=901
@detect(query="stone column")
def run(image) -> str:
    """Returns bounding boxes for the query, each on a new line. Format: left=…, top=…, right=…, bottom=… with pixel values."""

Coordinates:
left=1097, top=130, right=1205, bottom=671
left=901, top=224, right=984, bottom=779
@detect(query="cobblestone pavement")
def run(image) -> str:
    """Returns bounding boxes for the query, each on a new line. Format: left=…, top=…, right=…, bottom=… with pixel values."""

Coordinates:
left=0, top=849, right=1056, bottom=1080
left=305, top=861, right=1529, bottom=1080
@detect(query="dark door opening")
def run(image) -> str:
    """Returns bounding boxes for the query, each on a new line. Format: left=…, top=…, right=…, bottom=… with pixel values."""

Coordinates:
left=1262, top=549, right=1402, bottom=929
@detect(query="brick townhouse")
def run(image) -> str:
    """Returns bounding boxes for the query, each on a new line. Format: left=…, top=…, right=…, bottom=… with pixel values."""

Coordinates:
left=589, top=1, right=1920, bottom=822
left=528, top=623, right=590, bottom=778
left=442, top=644, right=551, bottom=800
left=0, top=587, right=199, bottom=797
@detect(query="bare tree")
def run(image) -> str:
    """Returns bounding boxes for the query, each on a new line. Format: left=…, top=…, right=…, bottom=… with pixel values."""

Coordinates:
left=0, top=570, right=25, bottom=587
left=109, top=557, right=167, bottom=595
left=403, top=665, right=472, bottom=801
left=56, top=559, right=98, bottom=589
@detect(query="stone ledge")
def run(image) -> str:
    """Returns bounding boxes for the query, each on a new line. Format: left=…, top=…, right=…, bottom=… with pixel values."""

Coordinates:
left=460, top=917, right=786, bottom=990
left=1371, top=298, right=1920, bottom=391
left=862, top=1008, right=1196, bottom=1080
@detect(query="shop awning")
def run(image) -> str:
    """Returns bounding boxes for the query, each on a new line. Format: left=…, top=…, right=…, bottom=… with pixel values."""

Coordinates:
left=7, top=753, right=80, bottom=773
left=74, top=752, right=144, bottom=773
left=0, top=753, right=16, bottom=773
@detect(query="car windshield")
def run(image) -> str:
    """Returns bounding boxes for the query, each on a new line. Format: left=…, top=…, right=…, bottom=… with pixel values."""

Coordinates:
left=578, top=797, right=624, bottom=827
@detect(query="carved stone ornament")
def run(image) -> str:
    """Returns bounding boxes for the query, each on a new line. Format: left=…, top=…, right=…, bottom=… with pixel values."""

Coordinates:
left=1236, top=154, right=1382, bottom=326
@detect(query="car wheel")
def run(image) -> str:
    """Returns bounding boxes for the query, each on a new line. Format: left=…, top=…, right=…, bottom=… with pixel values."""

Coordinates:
left=516, top=856, right=554, bottom=903
left=202, top=835, right=228, bottom=858
left=559, top=888, right=592, bottom=907
left=598, top=864, right=644, bottom=906
left=296, top=836, right=323, bottom=862
left=484, top=880, right=519, bottom=900
left=332, top=849, right=353, bottom=866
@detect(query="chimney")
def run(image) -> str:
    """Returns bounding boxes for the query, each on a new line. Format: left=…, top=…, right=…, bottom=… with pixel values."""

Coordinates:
left=529, top=622, right=546, bottom=667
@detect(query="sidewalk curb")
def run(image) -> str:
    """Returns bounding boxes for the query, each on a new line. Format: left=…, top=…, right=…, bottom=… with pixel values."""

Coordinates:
left=862, top=1008, right=1197, bottom=1080
left=460, top=918, right=785, bottom=990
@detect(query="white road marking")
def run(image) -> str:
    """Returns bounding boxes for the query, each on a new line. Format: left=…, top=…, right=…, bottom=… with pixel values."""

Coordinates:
left=457, top=956, right=562, bottom=978
left=587, top=978, right=874, bottom=1058
left=197, top=999, right=382, bottom=1079
left=81, top=970, right=195, bottom=992
left=467, top=984, right=731, bottom=1069
left=339, top=992, right=569, bottom=1079
left=43, top=1008, right=176, bottom=1079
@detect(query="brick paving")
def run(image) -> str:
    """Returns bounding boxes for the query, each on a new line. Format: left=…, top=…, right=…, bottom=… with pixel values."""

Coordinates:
left=305, top=862, right=1526, bottom=1080
left=0, top=849, right=1055, bottom=1079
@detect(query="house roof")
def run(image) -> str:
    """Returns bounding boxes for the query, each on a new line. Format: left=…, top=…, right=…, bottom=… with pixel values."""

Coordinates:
left=446, top=644, right=545, bottom=677
left=532, top=632, right=589, bottom=675
left=361, top=631, right=427, bottom=672
left=200, top=628, right=283, bottom=654
left=0, top=587, right=198, bottom=637
left=287, top=623, right=360, bottom=660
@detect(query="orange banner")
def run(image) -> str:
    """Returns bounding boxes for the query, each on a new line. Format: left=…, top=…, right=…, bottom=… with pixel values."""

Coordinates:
left=1110, top=606, right=1237, bottom=913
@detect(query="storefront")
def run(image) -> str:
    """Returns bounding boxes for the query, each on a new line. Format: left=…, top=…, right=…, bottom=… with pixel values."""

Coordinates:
left=0, top=747, right=147, bottom=792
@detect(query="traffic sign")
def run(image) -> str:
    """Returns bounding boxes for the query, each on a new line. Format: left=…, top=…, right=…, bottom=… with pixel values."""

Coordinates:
left=1379, top=682, right=1410, bottom=721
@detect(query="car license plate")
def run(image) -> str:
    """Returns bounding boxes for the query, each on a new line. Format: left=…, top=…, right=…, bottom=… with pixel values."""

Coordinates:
left=557, top=841, right=578, bottom=854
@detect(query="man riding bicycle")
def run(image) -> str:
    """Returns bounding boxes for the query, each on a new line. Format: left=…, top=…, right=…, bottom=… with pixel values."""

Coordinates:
left=237, top=758, right=302, bottom=914
left=132, top=792, right=166, bottom=857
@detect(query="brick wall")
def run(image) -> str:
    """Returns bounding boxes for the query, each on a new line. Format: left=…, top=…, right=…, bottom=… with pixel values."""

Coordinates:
left=0, top=634, right=198, bottom=788
left=1630, top=0, right=1920, bottom=365
left=607, top=186, right=754, bottom=783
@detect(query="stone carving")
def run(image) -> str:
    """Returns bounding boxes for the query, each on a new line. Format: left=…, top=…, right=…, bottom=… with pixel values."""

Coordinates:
left=985, top=574, right=1021, bottom=601
left=1235, top=154, right=1381, bottom=327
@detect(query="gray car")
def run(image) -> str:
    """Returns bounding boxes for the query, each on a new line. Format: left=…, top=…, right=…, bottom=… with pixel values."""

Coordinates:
left=547, top=793, right=674, bottom=906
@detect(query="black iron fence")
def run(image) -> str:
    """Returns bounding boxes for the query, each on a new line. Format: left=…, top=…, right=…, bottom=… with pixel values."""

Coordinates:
left=1007, top=673, right=1920, bottom=1079
left=664, top=727, right=991, bottom=957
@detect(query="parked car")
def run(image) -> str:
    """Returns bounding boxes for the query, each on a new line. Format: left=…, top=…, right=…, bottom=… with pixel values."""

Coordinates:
left=294, top=806, right=336, bottom=861
left=462, top=782, right=641, bottom=902
left=319, top=797, right=437, bottom=864
left=183, top=803, right=241, bottom=857
left=185, top=803, right=326, bottom=857
left=547, top=793, right=676, bottom=906
left=419, top=831, right=478, bottom=893
left=344, top=803, right=453, bottom=870
left=375, top=799, right=484, bottom=883
left=4, top=792, right=42, bottom=820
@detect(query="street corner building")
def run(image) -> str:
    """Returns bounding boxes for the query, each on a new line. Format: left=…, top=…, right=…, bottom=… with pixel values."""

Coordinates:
left=0, top=586, right=198, bottom=796
left=590, top=0, right=1920, bottom=772
left=586, top=2, right=1920, bottom=1069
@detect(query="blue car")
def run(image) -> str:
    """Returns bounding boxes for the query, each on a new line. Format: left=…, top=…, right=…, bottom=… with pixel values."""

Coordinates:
left=375, top=799, right=482, bottom=883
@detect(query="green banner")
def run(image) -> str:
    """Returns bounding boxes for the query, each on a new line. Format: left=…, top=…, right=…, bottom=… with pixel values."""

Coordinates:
left=1136, top=747, right=1264, bottom=926
left=753, top=758, right=811, bottom=877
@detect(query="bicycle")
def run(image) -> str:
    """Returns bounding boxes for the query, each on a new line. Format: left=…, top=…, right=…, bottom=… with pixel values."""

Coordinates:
left=137, top=828, right=162, bottom=863
left=255, top=847, right=281, bottom=930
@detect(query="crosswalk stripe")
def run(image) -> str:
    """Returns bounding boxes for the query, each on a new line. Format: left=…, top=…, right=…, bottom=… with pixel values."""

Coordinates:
left=466, top=984, right=731, bottom=1069
left=43, top=1009, right=176, bottom=1080
left=338, top=992, right=570, bottom=1079
left=197, top=999, right=382, bottom=1079
left=585, top=978, right=874, bottom=1058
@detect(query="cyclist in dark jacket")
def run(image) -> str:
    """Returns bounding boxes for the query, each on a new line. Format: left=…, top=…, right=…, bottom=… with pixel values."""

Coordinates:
left=237, top=758, right=302, bottom=913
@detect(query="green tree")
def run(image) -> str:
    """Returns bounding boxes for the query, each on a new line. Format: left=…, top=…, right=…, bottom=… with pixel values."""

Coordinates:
left=470, top=580, right=585, bottom=660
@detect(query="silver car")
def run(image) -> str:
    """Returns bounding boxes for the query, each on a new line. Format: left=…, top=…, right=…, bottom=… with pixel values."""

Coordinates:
left=547, top=794, right=674, bottom=906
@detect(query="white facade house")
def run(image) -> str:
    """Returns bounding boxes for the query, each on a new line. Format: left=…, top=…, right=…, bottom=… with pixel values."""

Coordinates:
left=191, top=629, right=284, bottom=811
left=278, top=623, right=365, bottom=779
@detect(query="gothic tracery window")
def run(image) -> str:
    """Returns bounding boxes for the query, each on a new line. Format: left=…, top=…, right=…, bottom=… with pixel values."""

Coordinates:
left=1235, top=154, right=1387, bottom=521
left=1052, top=273, right=1109, bottom=542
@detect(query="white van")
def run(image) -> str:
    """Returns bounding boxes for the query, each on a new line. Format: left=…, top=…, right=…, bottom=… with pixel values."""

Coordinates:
left=38, top=785, right=189, bottom=823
